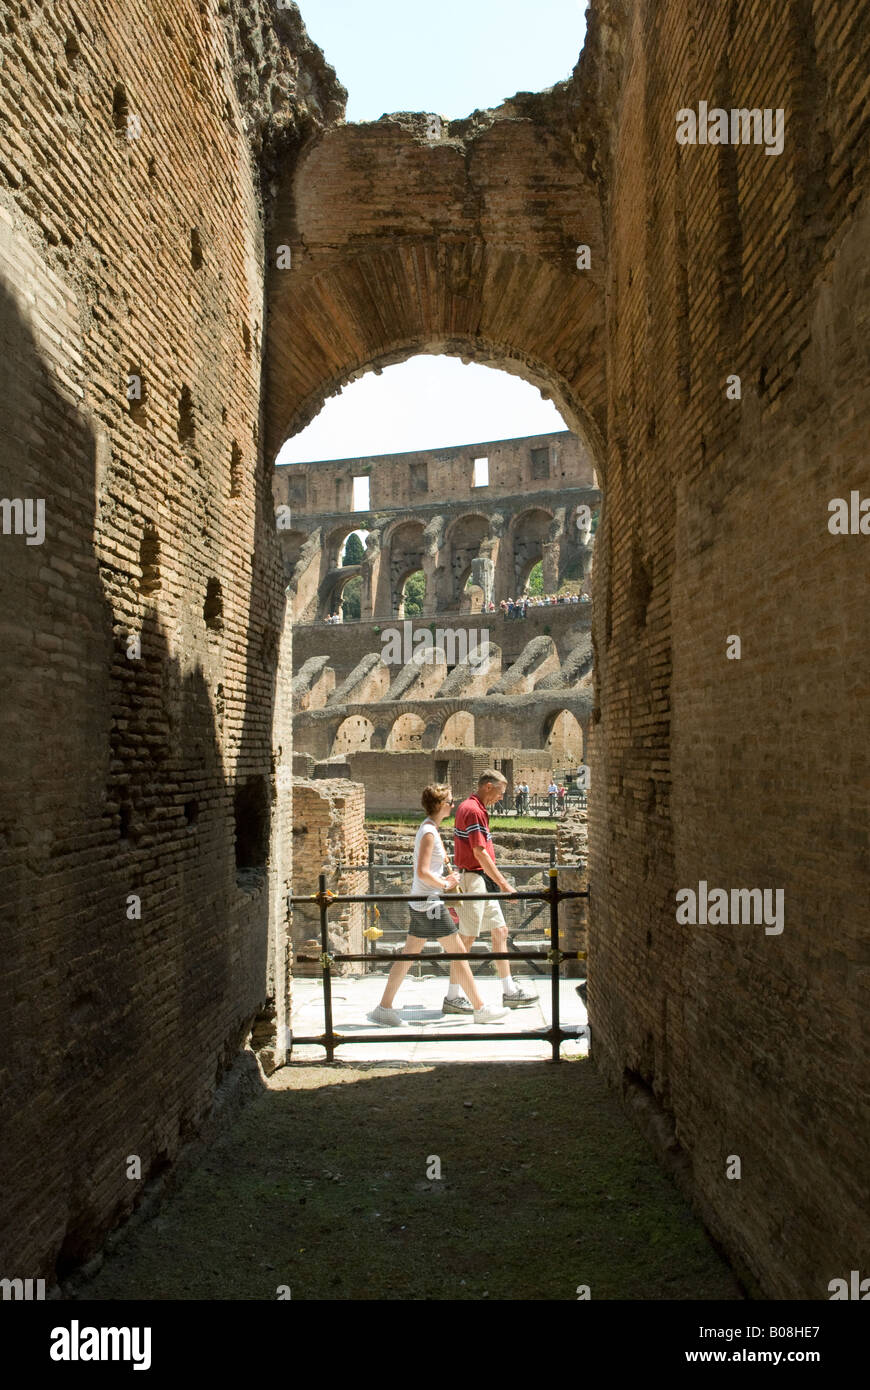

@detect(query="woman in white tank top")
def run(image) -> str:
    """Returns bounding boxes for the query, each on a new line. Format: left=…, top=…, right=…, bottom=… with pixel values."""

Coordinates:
left=367, top=784, right=508, bottom=1028
left=409, top=814, right=448, bottom=909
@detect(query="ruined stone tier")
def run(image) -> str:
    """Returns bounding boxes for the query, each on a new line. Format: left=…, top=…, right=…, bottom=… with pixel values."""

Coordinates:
left=292, top=604, right=593, bottom=796
left=275, top=432, right=601, bottom=622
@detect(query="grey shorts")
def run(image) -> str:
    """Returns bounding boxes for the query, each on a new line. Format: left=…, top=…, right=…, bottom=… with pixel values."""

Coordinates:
left=406, top=902, right=458, bottom=940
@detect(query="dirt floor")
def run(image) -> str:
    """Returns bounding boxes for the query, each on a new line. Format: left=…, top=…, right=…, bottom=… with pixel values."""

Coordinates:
left=80, top=1059, right=743, bottom=1301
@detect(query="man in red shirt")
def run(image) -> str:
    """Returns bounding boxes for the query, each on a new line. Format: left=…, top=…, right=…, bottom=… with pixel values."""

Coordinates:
left=445, top=770, right=537, bottom=1012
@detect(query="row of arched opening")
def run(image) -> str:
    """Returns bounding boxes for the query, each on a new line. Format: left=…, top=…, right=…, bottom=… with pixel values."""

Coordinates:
left=282, top=504, right=595, bottom=623
left=323, top=556, right=561, bottom=625
left=329, top=708, right=583, bottom=757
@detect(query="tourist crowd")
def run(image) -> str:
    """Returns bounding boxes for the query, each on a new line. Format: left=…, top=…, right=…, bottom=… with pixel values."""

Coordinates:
left=496, top=779, right=578, bottom=817
left=324, top=591, right=590, bottom=623
left=489, top=593, right=590, bottom=619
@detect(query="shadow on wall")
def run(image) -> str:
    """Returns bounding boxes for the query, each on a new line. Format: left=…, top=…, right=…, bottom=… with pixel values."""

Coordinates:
left=0, top=275, right=271, bottom=1281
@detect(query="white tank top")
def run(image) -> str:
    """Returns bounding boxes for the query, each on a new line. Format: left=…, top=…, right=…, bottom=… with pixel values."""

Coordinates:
left=410, top=818, right=446, bottom=910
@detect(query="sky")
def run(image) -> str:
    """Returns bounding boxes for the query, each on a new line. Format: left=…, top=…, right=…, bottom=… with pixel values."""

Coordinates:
left=278, top=357, right=567, bottom=465
left=278, top=0, right=587, bottom=468
left=296, top=0, right=587, bottom=124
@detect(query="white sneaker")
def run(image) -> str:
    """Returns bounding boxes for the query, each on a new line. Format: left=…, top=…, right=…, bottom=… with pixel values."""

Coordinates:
left=367, top=1005, right=406, bottom=1027
left=473, top=1005, right=508, bottom=1024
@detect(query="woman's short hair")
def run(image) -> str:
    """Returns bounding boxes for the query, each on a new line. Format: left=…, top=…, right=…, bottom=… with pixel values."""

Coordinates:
left=421, top=783, right=451, bottom=816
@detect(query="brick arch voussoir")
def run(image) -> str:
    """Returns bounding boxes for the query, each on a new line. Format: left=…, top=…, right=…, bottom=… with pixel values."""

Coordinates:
left=444, top=510, right=493, bottom=543
left=539, top=705, right=583, bottom=749
left=381, top=515, right=430, bottom=548
left=265, top=263, right=606, bottom=472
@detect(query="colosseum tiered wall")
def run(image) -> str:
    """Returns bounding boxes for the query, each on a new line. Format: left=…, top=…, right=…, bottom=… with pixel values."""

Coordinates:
left=276, top=431, right=599, bottom=808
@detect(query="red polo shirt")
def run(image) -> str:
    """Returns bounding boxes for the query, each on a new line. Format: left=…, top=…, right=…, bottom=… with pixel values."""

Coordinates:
left=453, top=792, right=496, bottom=870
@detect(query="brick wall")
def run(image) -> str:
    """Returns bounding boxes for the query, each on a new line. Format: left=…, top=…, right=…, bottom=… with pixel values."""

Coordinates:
left=587, top=0, right=869, bottom=1297
left=277, top=430, right=594, bottom=512
left=0, top=0, right=341, bottom=1279
left=344, top=747, right=559, bottom=814
left=290, top=779, right=367, bottom=977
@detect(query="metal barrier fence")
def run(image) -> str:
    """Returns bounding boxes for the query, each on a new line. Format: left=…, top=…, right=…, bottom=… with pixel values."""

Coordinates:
left=356, top=847, right=565, bottom=976
left=491, top=790, right=587, bottom=818
left=290, top=869, right=589, bottom=1063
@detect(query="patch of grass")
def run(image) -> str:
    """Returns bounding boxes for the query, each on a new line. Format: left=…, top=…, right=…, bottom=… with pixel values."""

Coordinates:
left=490, top=815, right=558, bottom=830
left=366, top=814, right=420, bottom=826
left=81, top=1063, right=742, bottom=1303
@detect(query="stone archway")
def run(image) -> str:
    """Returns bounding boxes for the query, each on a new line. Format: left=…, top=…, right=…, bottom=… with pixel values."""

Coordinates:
left=264, top=119, right=606, bottom=469
left=386, top=712, right=426, bottom=751
left=318, top=571, right=361, bottom=623
left=512, top=508, right=555, bottom=595
left=380, top=519, right=427, bottom=616
left=332, top=715, right=374, bottom=755
left=439, top=710, right=475, bottom=748
left=446, top=512, right=490, bottom=609
left=542, top=709, right=583, bottom=763
left=263, top=112, right=609, bottom=1102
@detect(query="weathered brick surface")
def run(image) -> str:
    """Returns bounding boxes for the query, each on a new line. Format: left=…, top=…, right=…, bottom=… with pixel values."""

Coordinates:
left=293, top=606, right=593, bottom=682
left=0, top=0, right=342, bottom=1278
left=586, top=0, right=870, bottom=1298
left=290, top=779, right=366, bottom=977
left=278, top=431, right=596, bottom=513
left=265, top=117, right=607, bottom=462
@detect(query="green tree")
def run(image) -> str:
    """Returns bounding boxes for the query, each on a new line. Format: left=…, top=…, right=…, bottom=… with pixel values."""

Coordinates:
left=403, top=570, right=426, bottom=616
left=527, top=560, right=543, bottom=596
left=342, top=531, right=365, bottom=566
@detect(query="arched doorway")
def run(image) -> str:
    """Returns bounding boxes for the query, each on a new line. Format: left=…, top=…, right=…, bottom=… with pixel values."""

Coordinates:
left=512, top=508, right=554, bottom=595
left=446, top=513, right=490, bottom=609
left=332, top=716, right=374, bottom=755
left=387, top=712, right=426, bottom=750
left=263, top=119, right=606, bottom=1066
left=438, top=711, right=475, bottom=748
left=542, top=709, right=583, bottom=764
left=399, top=569, right=426, bottom=618
left=319, top=571, right=361, bottom=623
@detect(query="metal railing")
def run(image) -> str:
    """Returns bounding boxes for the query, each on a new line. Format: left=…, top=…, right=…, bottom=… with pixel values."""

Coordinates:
left=289, top=868, right=589, bottom=1063
left=355, top=845, right=568, bottom=975
left=308, top=603, right=592, bottom=629
left=491, top=791, right=587, bottom=817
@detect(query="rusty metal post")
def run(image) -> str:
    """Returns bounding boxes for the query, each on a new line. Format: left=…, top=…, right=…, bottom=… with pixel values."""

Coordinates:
left=549, top=867, right=561, bottom=1063
left=318, top=872, right=335, bottom=1062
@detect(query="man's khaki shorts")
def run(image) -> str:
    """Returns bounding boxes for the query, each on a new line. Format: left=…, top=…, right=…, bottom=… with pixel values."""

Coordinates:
left=454, top=871, right=507, bottom=939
